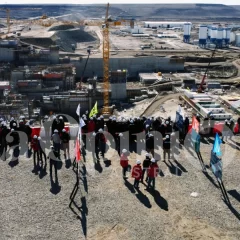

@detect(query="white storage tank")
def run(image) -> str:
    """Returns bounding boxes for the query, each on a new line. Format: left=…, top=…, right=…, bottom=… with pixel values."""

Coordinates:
left=183, top=22, right=191, bottom=43
left=210, top=26, right=217, bottom=43
left=199, top=25, right=208, bottom=46
left=230, top=32, right=235, bottom=43
left=207, top=26, right=211, bottom=40
left=217, top=27, right=223, bottom=47
left=236, top=33, right=240, bottom=47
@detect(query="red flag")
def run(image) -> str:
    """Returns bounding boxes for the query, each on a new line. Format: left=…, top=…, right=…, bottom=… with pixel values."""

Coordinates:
left=75, top=137, right=81, bottom=162
left=192, top=116, right=200, bottom=133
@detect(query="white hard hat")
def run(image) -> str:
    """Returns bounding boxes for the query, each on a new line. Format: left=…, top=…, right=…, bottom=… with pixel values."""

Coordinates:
left=83, top=117, right=87, bottom=120
left=59, top=116, right=63, bottom=120
left=54, top=129, right=58, bottom=133
left=93, top=115, right=96, bottom=118
left=0, top=118, right=3, bottom=121
left=53, top=116, right=56, bottom=119
left=25, top=122, right=30, bottom=126
left=10, top=117, right=14, bottom=121
left=113, top=118, right=116, bottom=121
left=122, top=149, right=127, bottom=153
left=97, top=117, right=101, bottom=121
left=13, top=123, right=17, bottom=126
left=44, top=115, right=48, bottom=119
left=38, top=136, right=41, bottom=140
left=90, top=117, right=93, bottom=120
left=62, top=129, right=66, bottom=132
left=166, top=121, right=169, bottom=124
left=82, top=114, right=86, bottom=117
left=92, top=132, right=96, bottom=136
left=136, top=160, right=141, bottom=164
left=151, top=158, right=156, bottom=163
left=11, top=129, right=14, bottom=132
left=19, top=120, right=23, bottom=123
left=119, top=133, right=123, bottom=137
left=166, top=135, right=169, bottom=139
left=225, top=119, right=228, bottom=122
left=149, top=134, right=153, bottom=137
left=33, top=135, right=37, bottom=139
left=145, top=153, right=150, bottom=157
left=130, top=120, right=134, bottom=123
left=98, top=128, right=103, bottom=133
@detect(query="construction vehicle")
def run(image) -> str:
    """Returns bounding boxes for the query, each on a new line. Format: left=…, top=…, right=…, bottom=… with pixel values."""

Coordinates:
left=197, top=46, right=217, bottom=93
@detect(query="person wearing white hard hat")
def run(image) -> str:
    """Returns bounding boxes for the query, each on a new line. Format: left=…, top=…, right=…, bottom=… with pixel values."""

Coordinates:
left=222, top=119, right=230, bottom=143
left=61, top=128, right=70, bottom=160
left=95, top=128, right=106, bottom=160
left=38, top=136, right=47, bottom=168
left=10, top=118, right=17, bottom=130
left=48, top=145, right=59, bottom=184
left=57, top=116, right=65, bottom=133
left=141, top=153, right=151, bottom=183
left=146, top=133, right=154, bottom=156
left=132, top=160, right=143, bottom=188
left=146, top=158, right=159, bottom=190
left=163, top=135, right=171, bottom=161
left=120, top=149, right=130, bottom=178
left=52, top=129, right=61, bottom=157
left=52, top=116, right=58, bottom=135
left=31, top=135, right=40, bottom=173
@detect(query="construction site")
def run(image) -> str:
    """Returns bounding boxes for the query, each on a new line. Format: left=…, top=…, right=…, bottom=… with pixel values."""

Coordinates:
left=1, top=3, right=240, bottom=240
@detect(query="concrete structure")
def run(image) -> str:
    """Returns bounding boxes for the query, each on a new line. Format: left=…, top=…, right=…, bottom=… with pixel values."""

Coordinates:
left=139, top=72, right=163, bottom=85
left=199, top=25, right=208, bottom=47
left=110, top=70, right=127, bottom=100
left=183, top=23, right=191, bottom=43
left=0, top=40, right=18, bottom=62
left=144, top=22, right=190, bottom=28
left=73, top=56, right=185, bottom=78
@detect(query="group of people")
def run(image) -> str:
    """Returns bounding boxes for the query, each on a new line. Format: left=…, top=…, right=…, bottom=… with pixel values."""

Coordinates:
left=0, top=115, right=71, bottom=184
left=120, top=150, right=159, bottom=190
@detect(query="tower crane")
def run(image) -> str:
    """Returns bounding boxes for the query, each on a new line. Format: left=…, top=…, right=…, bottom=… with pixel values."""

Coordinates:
left=102, top=2, right=110, bottom=114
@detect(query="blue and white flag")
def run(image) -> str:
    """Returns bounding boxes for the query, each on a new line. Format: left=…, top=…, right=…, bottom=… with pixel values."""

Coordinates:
left=212, top=133, right=222, bottom=157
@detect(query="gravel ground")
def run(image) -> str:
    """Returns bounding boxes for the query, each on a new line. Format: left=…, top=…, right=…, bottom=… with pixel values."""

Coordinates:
left=1, top=121, right=240, bottom=239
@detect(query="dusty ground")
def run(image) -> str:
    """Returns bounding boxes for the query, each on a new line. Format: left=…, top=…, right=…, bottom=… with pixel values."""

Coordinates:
left=1, top=98, right=240, bottom=240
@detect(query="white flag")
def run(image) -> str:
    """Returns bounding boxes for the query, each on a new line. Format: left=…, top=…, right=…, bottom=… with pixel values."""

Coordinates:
left=80, top=117, right=86, bottom=128
left=76, top=104, right=80, bottom=116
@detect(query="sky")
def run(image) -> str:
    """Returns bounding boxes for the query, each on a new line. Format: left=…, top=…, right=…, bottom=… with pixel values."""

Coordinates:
left=1, top=0, right=240, bottom=5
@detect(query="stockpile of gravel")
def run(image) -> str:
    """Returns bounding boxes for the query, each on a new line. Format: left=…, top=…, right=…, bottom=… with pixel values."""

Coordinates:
left=54, top=29, right=97, bottom=52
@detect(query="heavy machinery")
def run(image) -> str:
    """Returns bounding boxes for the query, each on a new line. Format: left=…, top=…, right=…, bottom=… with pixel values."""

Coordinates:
left=197, top=46, right=217, bottom=93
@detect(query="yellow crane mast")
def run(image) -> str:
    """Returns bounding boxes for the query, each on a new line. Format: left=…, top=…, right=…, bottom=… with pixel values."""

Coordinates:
left=102, top=3, right=110, bottom=114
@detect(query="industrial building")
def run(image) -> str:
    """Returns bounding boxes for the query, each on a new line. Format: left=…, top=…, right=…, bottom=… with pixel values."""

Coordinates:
left=144, top=22, right=191, bottom=28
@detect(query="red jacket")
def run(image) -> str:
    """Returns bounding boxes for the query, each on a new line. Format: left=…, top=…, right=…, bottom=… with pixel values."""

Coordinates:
left=88, top=121, right=95, bottom=133
left=31, top=139, right=39, bottom=151
left=132, top=165, right=143, bottom=180
left=148, top=163, right=159, bottom=178
left=120, top=153, right=129, bottom=168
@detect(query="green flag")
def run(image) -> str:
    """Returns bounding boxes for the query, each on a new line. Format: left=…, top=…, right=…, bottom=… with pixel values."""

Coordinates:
left=89, top=101, right=98, bottom=118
